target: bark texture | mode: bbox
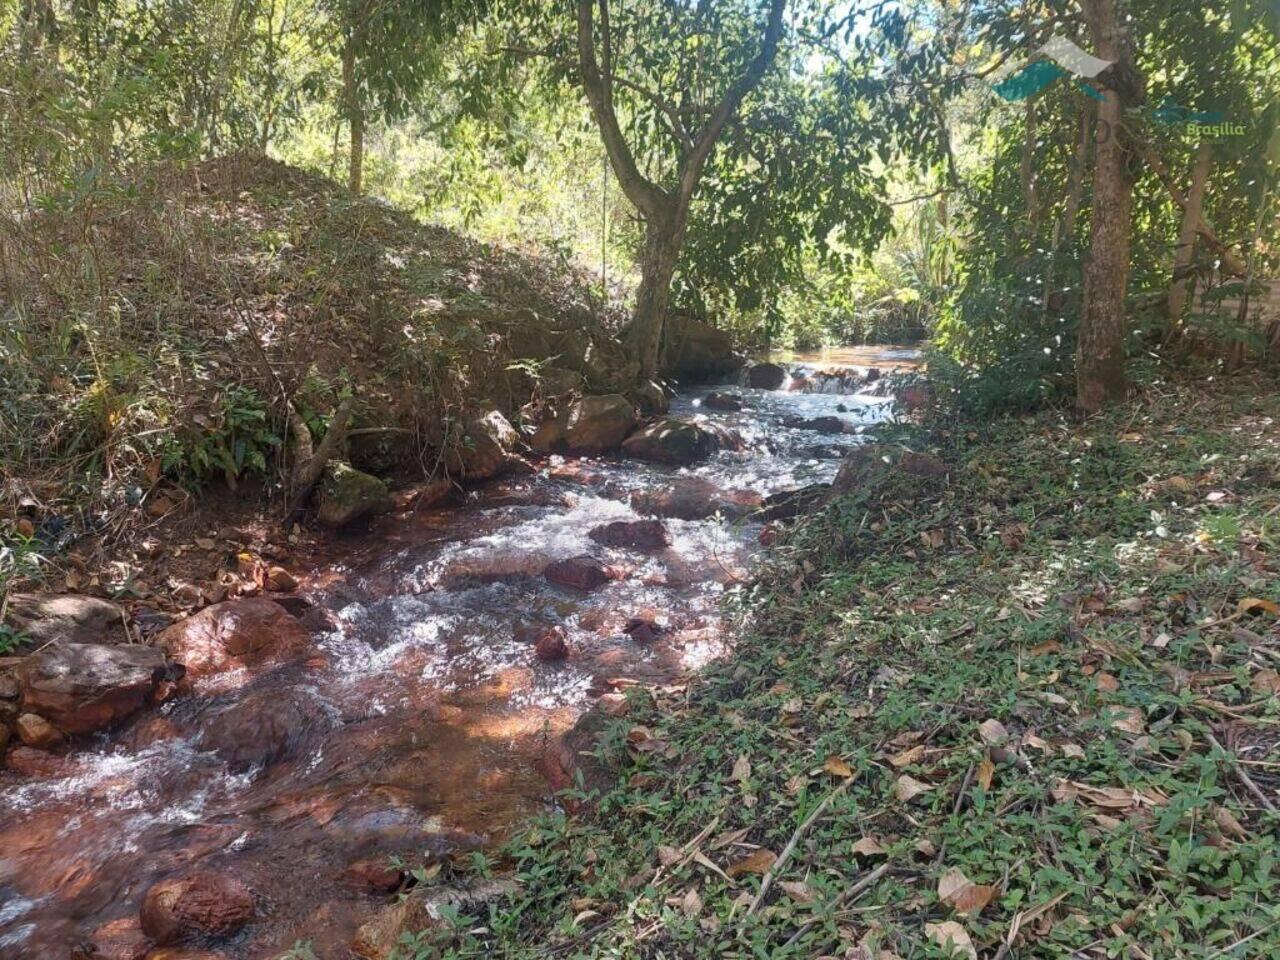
[1166,142,1213,324]
[1077,0,1139,413]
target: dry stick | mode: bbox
[780,861,893,950]
[282,395,355,528]
[746,779,851,916]
[1207,732,1278,814]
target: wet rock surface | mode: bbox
[621,417,740,465]
[588,519,670,550]
[18,643,172,735]
[0,353,909,960]
[531,393,638,455]
[155,597,311,680]
[4,594,123,646]
[316,462,393,528]
[139,872,253,945]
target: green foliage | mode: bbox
[182,384,282,488]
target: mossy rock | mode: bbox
[316,462,392,528]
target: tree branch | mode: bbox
[577,0,670,217]
[678,0,787,208]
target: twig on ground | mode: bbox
[747,779,851,916]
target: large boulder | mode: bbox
[630,380,670,417]
[544,556,616,591]
[156,598,310,681]
[659,313,742,383]
[781,415,856,435]
[588,519,670,550]
[703,391,744,412]
[195,686,325,773]
[630,477,763,521]
[531,394,638,455]
[746,362,787,390]
[621,418,739,466]
[829,444,948,498]
[5,593,123,646]
[17,642,172,735]
[139,872,253,945]
[316,462,392,528]
[447,409,521,481]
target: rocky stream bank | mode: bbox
[0,353,919,959]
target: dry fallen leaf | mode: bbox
[726,849,776,878]
[1238,597,1280,617]
[938,867,999,916]
[889,744,925,768]
[1052,778,1169,814]
[779,880,817,903]
[1095,671,1120,693]
[1060,742,1086,760]
[925,920,977,959]
[1251,669,1280,695]
[1213,805,1248,840]
[732,754,752,783]
[937,868,972,903]
[978,719,1009,745]
[851,836,887,858]
[658,845,682,867]
[894,775,933,803]
[1108,706,1146,735]
[976,757,995,790]
[824,755,854,778]
[680,886,702,916]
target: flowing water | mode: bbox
[0,352,913,958]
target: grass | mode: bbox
[407,371,1280,959]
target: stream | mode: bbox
[0,351,914,959]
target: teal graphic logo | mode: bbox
[991,38,1244,141]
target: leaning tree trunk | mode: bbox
[1077,0,1138,413]
[630,207,685,379]
[1166,142,1213,328]
[341,36,363,194]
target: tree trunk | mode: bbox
[631,207,685,379]
[1077,0,1138,413]
[342,36,363,194]
[1166,142,1213,326]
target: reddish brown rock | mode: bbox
[703,391,744,411]
[195,686,324,773]
[746,362,787,390]
[588,519,670,551]
[15,712,63,748]
[534,626,569,662]
[631,477,763,521]
[531,394,638,455]
[896,383,935,413]
[5,745,74,777]
[17,642,171,735]
[781,415,854,435]
[623,615,666,643]
[139,872,253,945]
[72,917,152,960]
[621,418,740,466]
[5,593,123,646]
[446,409,520,481]
[339,858,405,893]
[156,598,310,680]
[543,556,615,591]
